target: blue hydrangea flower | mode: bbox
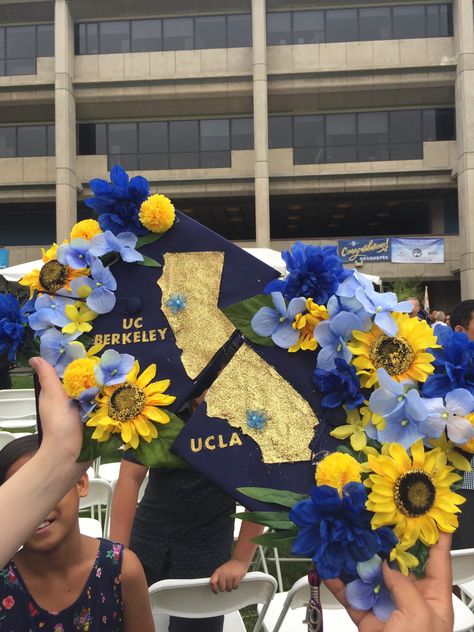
[290,482,397,580]
[345,555,395,622]
[94,349,135,387]
[56,238,96,270]
[314,311,363,370]
[251,292,307,348]
[39,329,84,377]
[165,293,187,315]
[327,294,372,330]
[420,388,474,445]
[28,294,73,334]
[89,230,144,264]
[85,164,150,236]
[0,294,26,362]
[313,358,365,410]
[264,242,353,304]
[77,387,99,420]
[422,327,474,398]
[246,409,269,431]
[69,260,117,315]
[355,287,413,336]
[336,269,374,299]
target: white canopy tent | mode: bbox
[1,259,43,283]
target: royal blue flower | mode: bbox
[420,389,474,445]
[422,327,474,398]
[165,293,187,315]
[313,358,365,410]
[89,230,144,264]
[314,311,363,370]
[85,165,150,236]
[56,239,96,270]
[94,349,135,387]
[264,242,353,304]
[0,294,26,362]
[290,482,396,580]
[345,555,395,622]
[39,329,83,377]
[245,409,269,431]
[251,292,306,348]
[354,287,412,337]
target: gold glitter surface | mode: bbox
[158,252,235,379]
[206,344,318,464]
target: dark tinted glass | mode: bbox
[231,118,253,149]
[390,110,422,143]
[86,23,99,54]
[163,18,194,51]
[440,5,453,36]
[47,125,55,155]
[169,152,200,169]
[200,151,230,168]
[169,120,199,152]
[326,114,356,146]
[390,142,422,159]
[37,24,54,57]
[131,19,161,52]
[108,123,137,154]
[7,26,36,58]
[78,123,97,154]
[138,154,169,170]
[269,116,293,148]
[138,122,168,154]
[435,108,456,140]
[0,61,4,75]
[444,197,459,234]
[358,145,390,161]
[326,146,358,163]
[227,14,252,47]
[0,29,4,58]
[294,115,324,148]
[6,58,36,75]
[393,6,426,38]
[422,109,437,141]
[426,6,441,37]
[359,8,392,41]
[293,10,324,44]
[195,16,226,49]
[99,21,130,53]
[326,9,358,43]
[108,153,138,170]
[17,126,47,157]
[0,127,16,157]
[267,12,292,46]
[96,124,107,154]
[294,147,325,164]
[200,119,230,151]
[358,112,389,145]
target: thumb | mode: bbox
[29,357,65,399]
[382,562,424,616]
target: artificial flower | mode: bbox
[77,387,100,420]
[89,230,144,264]
[313,358,364,410]
[354,287,413,336]
[69,259,117,315]
[289,299,328,352]
[389,540,419,576]
[345,555,395,621]
[315,452,361,495]
[365,440,465,546]
[0,294,26,362]
[165,294,187,315]
[85,164,150,236]
[63,357,99,399]
[348,313,437,388]
[87,361,176,450]
[19,258,87,299]
[27,293,73,334]
[460,413,474,454]
[94,349,135,387]
[57,238,95,270]
[420,389,474,445]
[336,269,374,299]
[264,242,353,304]
[245,409,269,431]
[327,293,372,330]
[139,193,175,233]
[39,330,85,377]
[330,407,369,451]
[70,219,102,241]
[314,311,363,370]
[62,304,97,335]
[251,292,306,349]
[428,434,473,470]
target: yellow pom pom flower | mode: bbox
[70,219,102,241]
[63,357,99,399]
[315,452,362,496]
[139,193,175,233]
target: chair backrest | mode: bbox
[451,549,474,585]
[0,430,16,450]
[0,398,36,419]
[79,478,113,538]
[149,571,277,632]
[0,389,35,400]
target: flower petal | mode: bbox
[251,307,279,337]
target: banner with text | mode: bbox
[391,238,444,264]
[338,238,391,263]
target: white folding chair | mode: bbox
[79,517,103,538]
[260,575,357,632]
[0,430,16,449]
[148,571,277,632]
[79,478,113,538]
[451,548,474,629]
[0,389,35,400]
[97,461,121,484]
[0,398,36,420]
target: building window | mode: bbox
[270,108,455,165]
[0,23,54,76]
[75,13,252,54]
[77,117,253,170]
[0,124,55,157]
[267,3,453,46]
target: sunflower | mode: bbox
[348,312,437,388]
[86,361,176,450]
[365,440,465,546]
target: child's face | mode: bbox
[6,453,89,553]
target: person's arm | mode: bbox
[210,517,264,593]
[0,357,89,567]
[109,458,147,546]
[121,548,154,632]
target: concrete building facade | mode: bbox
[0,0,472,308]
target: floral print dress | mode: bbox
[0,539,124,631]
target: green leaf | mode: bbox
[78,427,123,462]
[223,294,276,346]
[133,412,187,468]
[233,510,293,530]
[252,528,297,547]
[137,255,162,268]
[136,232,161,249]
[237,486,308,508]
[408,540,430,578]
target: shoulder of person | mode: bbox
[121,548,145,585]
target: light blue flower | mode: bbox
[39,329,84,377]
[69,260,117,315]
[57,238,96,270]
[165,293,187,315]
[28,294,73,334]
[355,287,413,336]
[314,311,363,370]
[345,555,395,622]
[94,349,135,387]
[89,230,144,264]
[420,389,474,445]
[251,292,307,349]
[77,387,99,420]
[246,409,269,431]
[327,294,372,330]
[336,269,374,299]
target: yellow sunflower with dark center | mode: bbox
[87,361,176,450]
[365,440,465,546]
[347,312,437,388]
